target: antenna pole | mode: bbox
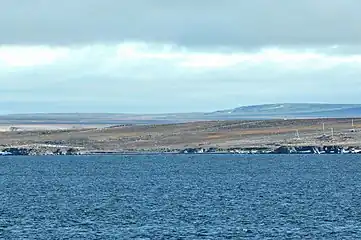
[331,128,334,137]
[295,129,300,139]
[322,123,325,134]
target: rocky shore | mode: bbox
[0,147,84,156]
[2,145,361,156]
[179,145,361,154]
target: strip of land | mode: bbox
[1,118,361,155]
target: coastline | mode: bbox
[1,118,361,156]
[2,145,361,156]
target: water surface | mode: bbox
[1,154,361,239]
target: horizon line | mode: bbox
[1,102,361,116]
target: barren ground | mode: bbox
[1,118,361,151]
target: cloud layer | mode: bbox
[1,0,360,46]
[1,1,360,113]
[1,43,360,113]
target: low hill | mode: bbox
[1,103,361,124]
[210,103,361,119]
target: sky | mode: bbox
[0,0,360,114]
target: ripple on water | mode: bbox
[1,154,361,239]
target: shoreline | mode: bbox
[1,118,361,156]
[2,145,361,156]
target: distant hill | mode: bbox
[211,103,361,118]
[1,103,361,125]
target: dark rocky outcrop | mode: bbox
[0,147,83,156]
[66,148,80,155]
[271,146,296,154]
[2,147,31,155]
[323,146,343,154]
[206,147,218,153]
[178,145,361,154]
[272,146,322,154]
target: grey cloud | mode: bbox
[1,60,361,113]
[1,0,360,47]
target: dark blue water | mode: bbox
[1,155,361,239]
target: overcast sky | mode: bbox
[0,0,360,113]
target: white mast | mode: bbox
[295,129,300,139]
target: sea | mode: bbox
[1,154,361,239]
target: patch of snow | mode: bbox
[264,104,284,110]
